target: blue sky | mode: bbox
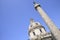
[0,0,60,40]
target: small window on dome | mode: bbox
[31,25,32,27]
[33,32,35,35]
[40,29,42,33]
[36,23,38,25]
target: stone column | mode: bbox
[34,2,60,40]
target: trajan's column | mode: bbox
[33,2,60,40]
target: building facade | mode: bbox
[28,19,53,40]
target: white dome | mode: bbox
[29,22,42,31]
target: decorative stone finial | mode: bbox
[33,1,36,4]
[30,18,34,23]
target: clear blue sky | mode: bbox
[0,0,60,40]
